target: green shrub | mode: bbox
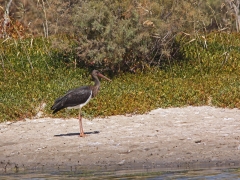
[51,0,154,72]
[51,0,219,72]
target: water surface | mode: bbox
[1,167,240,179]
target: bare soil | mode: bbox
[1,106,240,173]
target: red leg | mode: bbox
[78,109,86,137]
[79,116,85,137]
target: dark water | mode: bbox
[1,167,240,179]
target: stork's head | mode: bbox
[92,70,111,81]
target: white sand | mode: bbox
[1,106,240,172]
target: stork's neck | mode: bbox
[93,76,100,87]
[91,75,100,97]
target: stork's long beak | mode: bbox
[98,73,111,81]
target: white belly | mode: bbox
[67,91,92,109]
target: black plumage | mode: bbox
[51,70,111,137]
[51,86,92,114]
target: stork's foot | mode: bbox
[79,133,87,137]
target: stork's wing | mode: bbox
[51,86,92,113]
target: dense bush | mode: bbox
[71,1,153,72]
[2,0,238,72]
[50,0,227,72]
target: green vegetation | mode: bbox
[51,0,224,72]
[0,0,239,122]
[3,0,233,72]
[0,32,239,122]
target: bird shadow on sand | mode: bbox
[54,131,100,137]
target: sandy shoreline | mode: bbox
[1,106,240,173]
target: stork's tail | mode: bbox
[51,97,65,114]
[51,106,64,114]
[51,104,63,114]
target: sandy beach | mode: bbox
[1,106,240,173]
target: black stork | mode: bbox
[51,70,111,137]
